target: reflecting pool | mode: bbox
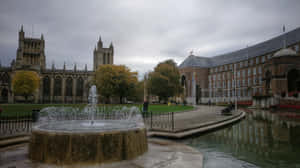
[182,109,300,168]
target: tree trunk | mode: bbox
[120,96,123,104]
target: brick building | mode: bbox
[179,27,300,105]
[0,26,114,103]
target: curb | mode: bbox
[148,111,245,139]
[0,134,30,148]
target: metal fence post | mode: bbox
[172,112,174,131]
[150,111,153,129]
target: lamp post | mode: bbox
[234,64,237,112]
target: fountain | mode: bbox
[29,85,148,166]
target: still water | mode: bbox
[182,110,300,168]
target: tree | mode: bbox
[94,64,138,104]
[147,59,183,102]
[12,71,40,102]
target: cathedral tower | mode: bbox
[93,36,114,71]
[16,25,46,71]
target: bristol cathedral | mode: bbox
[0,26,114,103]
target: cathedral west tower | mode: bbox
[15,25,46,70]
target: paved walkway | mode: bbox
[173,105,238,131]
[149,105,245,138]
[0,138,203,168]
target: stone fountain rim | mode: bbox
[32,120,145,134]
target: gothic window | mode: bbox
[76,77,84,96]
[54,76,62,96]
[103,53,106,64]
[66,77,73,97]
[1,88,8,103]
[2,73,10,84]
[43,76,50,96]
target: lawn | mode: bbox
[0,104,194,117]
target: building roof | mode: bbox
[179,27,300,69]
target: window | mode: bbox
[229,64,233,70]
[295,45,299,52]
[243,79,246,86]
[66,77,73,96]
[228,81,231,89]
[259,76,262,85]
[237,71,240,78]
[253,67,256,75]
[225,65,228,71]
[262,56,265,63]
[248,78,252,86]
[76,77,84,96]
[256,57,259,64]
[248,68,251,76]
[253,78,256,85]
[240,62,243,68]
[250,59,253,66]
[245,61,248,67]
[258,66,262,74]
[242,69,245,77]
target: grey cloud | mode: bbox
[1,0,300,76]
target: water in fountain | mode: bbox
[37,85,145,131]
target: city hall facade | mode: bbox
[179,27,300,105]
[0,26,114,103]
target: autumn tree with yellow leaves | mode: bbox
[12,71,40,102]
[95,65,138,104]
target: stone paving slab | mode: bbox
[0,138,203,168]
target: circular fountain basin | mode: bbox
[29,120,148,166]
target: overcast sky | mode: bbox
[1,0,300,78]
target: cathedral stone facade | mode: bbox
[0,26,114,103]
[179,27,300,107]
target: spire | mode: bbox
[74,63,77,71]
[97,35,103,48]
[41,33,44,40]
[20,25,24,32]
[85,64,87,71]
[63,61,66,70]
[283,25,287,49]
[109,42,113,48]
[52,61,55,70]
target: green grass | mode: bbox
[0,104,194,117]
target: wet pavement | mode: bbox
[0,138,203,168]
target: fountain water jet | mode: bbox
[29,85,148,166]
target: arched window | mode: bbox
[54,76,62,96]
[1,88,8,103]
[181,75,186,87]
[76,77,84,96]
[66,77,73,96]
[43,76,50,96]
[2,73,10,84]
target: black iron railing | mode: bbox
[0,110,176,136]
[142,111,175,132]
[0,111,34,136]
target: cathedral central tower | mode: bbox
[93,36,114,71]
